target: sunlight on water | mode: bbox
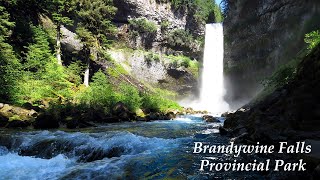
[189,23,229,114]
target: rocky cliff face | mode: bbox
[109,49,198,95]
[112,0,204,59]
[224,0,320,108]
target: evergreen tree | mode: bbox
[48,0,76,65]
[0,5,21,102]
[75,0,117,87]
[16,26,72,104]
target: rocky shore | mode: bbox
[0,102,216,130]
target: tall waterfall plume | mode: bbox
[190,23,229,114]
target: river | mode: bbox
[0,115,262,179]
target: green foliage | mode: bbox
[24,26,55,72]
[261,48,308,91]
[169,0,192,9]
[76,26,96,47]
[49,0,75,26]
[142,89,181,112]
[0,0,183,115]
[75,0,117,51]
[107,63,128,78]
[169,0,223,23]
[77,70,180,113]
[77,70,117,112]
[129,18,157,33]
[305,30,320,51]
[167,55,192,68]
[116,83,142,111]
[145,52,160,64]
[166,29,194,49]
[262,30,320,90]
[160,20,171,31]
[14,26,73,104]
[66,61,83,85]
[193,0,223,23]
[0,5,21,101]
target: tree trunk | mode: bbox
[83,48,97,87]
[84,57,90,87]
[56,25,62,65]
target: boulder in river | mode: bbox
[0,114,9,127]
[202,115,220,122]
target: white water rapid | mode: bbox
[190,23,229,114]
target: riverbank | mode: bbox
[0,102,213,129]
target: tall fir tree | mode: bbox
[0,5,21,102]
[75,0,117,87]
[48,0,76,65]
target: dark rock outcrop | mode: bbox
[224,0,320,107]
[112,101,136,121]
[224,45,320,143]
[0,115,9,127]
[6,120,31,128]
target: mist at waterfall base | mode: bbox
[182,23,229,115]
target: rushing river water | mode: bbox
[0,115,262,179]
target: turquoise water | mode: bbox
[0,115,261,179]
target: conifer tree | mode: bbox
[49,0,76,65]
[0,5,21,101]
[75,0,117,87]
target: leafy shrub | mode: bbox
[167,55,193,68]
[77,70,117,112]
[129,18,157,33]
[66,61,83,86]
[145,52,160,64]
[116,83,142,111]
[169,0,223,23]
[305,30,320,51]
[107,63,128,78]
[142,89,181,112]
[160,20,171,31]
[166,29,194,49]
[14,26,73,104]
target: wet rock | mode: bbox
[136,116,147,121]
[166,112,176,120]
[111,102,136,121]
[28,109,38,117]
[0,115,9,127]
[78,146,125,163]
[34,113,59,129]
[112,102,129,115]
[103,116,121,123]
[314,164,320,179]
[66,119,79,129]
[219,126,230,136]
[202,115,220,123]
[22,102,42,112]
[19,139,73,159]
[231,133,249,144]
[6,120,31,128]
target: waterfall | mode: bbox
[191,23,229,114]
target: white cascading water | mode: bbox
[191,23,229,114]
